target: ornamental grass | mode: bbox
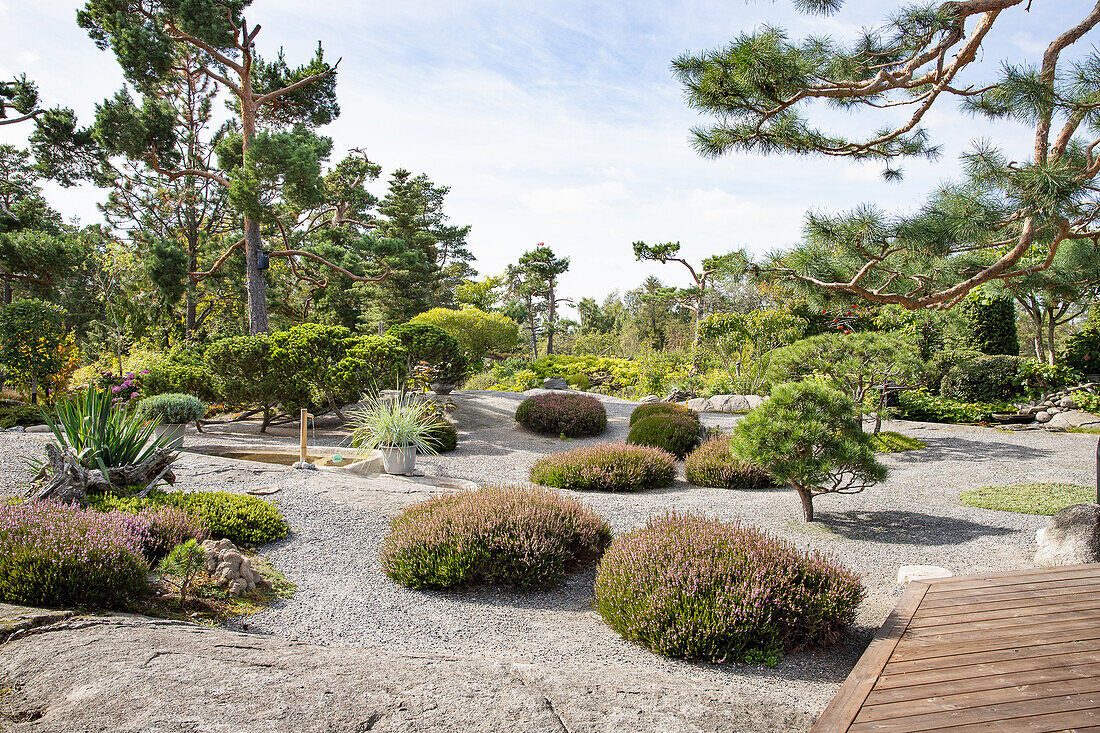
[380,486,612,590]
[529,442,676,492]
[684,437,772,490]
[515,392,607,437]
[595,513,863,665]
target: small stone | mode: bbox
[663,389,690,403]
[24,425,51,433]
[897,565,953,585]
[1048,407,1062,415]
[1060,397,1078,409]
[228,579,248,597]
[542,377,568,390]
[5,426,25,432]
[640,394,660,404]
[1034,411,1052,423]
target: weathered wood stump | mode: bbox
[27,444,177,505]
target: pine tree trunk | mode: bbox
[1045,313,1057,366]
[2,280,10,305]
[796,486,815,522]
[546,281,556,356]
[244,218,269,335]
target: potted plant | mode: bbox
[348,393,439,474]
[137,393,207,450]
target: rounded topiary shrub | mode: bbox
[628,402,699,427]
[515,392,607,437]
[626,414,700,459]
[0,501,149,609]
[423,417,458,453]
[380,486,612,589]
[595,513,864,664]
[137,393,207,424]
[530,442,677,492]
[685,438,772,490]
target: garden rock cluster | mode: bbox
[1017,383,1099,427]
[201,539,273,597]
[685,394,767,414]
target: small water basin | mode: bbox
[189,448,356,468]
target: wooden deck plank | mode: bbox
[863,661,1100,705]
[847,690,1100,732]
[857,676,1100,722]
[810,564,1100,732]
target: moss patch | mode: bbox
[870,431,926,453]
[960,483,1094,515]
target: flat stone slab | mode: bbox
[0,603,72,643]
[0,615,815,732]
[896,565,953,585]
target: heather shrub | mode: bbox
[529,443,676,492]
[515,392,607,437]
[628,402,699,427]
[380,486,612,589]
[594,513,864,664]
[89,489,287,548]
[627,414,700,459]
[0,501,149,609]
[124,505,207,563]
[684,438,772,490]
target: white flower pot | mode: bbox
[154,423,186,450]
[380,445,416,474]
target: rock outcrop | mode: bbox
[1034,503,1100,566]
[685,395,767,414]
[201,538,273,596]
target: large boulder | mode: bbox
[1046,411,1100,430]
[542,377,568,390]
[685,395,767,414]
[1034,503,1100,566]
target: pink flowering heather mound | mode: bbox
[684,437,773,490]
[628,402,699,427]
[515,392,607,437]
[529,442,676,492]
[380,486,612,589]
[123,505,208,563]
[0,501,150,609]
[595,513,864,665]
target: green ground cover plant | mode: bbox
[960,483,1094,515]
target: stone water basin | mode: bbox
[187,447,383,474]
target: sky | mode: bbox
[0,0,1090,306]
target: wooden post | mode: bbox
[300,408,308,465]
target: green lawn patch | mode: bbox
[1067,426,1100,435]
[960,483,1094,515]
[870,431,926,453]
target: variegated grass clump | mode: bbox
[380,486,612,589]
[348,393,440,454]
[529,442,676,492]
[595,513,863,665]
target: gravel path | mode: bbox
[5,391,1096,729]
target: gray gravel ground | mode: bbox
[2,389,1094,729]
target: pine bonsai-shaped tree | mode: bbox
[732,381,886,521]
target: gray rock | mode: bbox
[1035,503,1100,566]
[542,377,568,390]
[663,389,691,403]
[1048,407,1063,415]
[1034,411,1052,423]
[683,395,767,414]
[640,394,660,404]
[1046,411,1100,430]
[24,424,51,433]
[1059,396,1078,409]
[0,616,815,733]
[4,426,24,432]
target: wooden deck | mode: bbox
[811,564,1100,732]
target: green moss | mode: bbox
[960,483,1094,515]
[869,431,926,453]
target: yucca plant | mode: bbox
[46,389,174,474]
[348,393,440,454]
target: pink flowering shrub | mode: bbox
[529,442,676,492]
[93,370,147,407]
[0,501,149,609]
[595,513,864,665]
[515,392,607,437]
[380,486,612,589]
[684,438,772,490]
[123,505,208,563]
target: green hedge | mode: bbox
[627,414,700,459]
